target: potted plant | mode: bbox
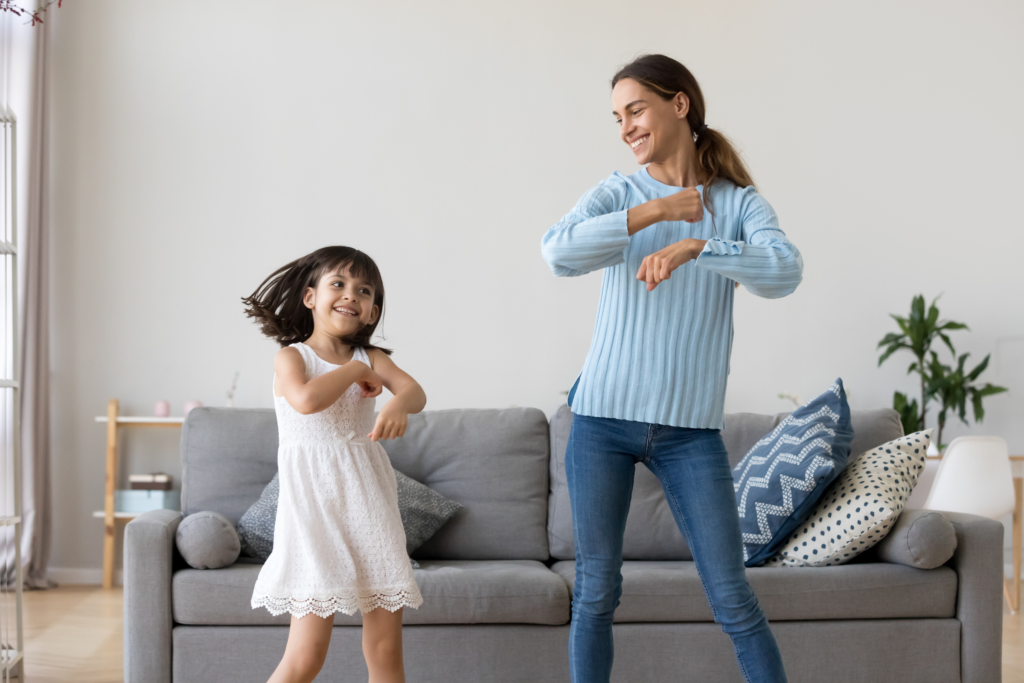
[877,294,1007,448]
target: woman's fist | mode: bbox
[657,187,704,223]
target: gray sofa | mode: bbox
[124,406,1004,683]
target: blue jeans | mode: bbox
[566,414,787,683]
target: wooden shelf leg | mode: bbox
[103,399,119,589]
[1014,478,1022,613]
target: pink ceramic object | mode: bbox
[154,400,171,418]
[183,400,204,416]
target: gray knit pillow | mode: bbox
[236,470,461,568]
[395,470,463,556]
[236,473,279,561]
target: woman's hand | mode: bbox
[657,187,704,223]
[368,401,408,442]
[636,238,708,291]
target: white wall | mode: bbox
[46,0,1024,575]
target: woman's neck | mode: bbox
[646,136,700,188]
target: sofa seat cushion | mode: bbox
[173,560,570,626]
[551,560,956,622]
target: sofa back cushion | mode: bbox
[547,406,903,561]
[181,406,551,561]
[181,408,279,524]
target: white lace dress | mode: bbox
[250,343,423,618]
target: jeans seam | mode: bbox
[566,431,580,675]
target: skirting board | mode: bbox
[48,567,123,586]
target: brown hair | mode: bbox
[612,54,755,211]
[241,246,392,354]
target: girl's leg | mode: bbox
[646,427,787,683]
[362,607,405,683]
[267,613,334,683]
[565,415,645,683]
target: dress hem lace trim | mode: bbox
[252,588,423,619]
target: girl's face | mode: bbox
[611,77,690,165]
[303,266,379,339]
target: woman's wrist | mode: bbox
[627,199,665,236]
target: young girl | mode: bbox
[242,246,425,683]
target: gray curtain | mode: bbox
[20,13,54,590]
[0,10,54,590]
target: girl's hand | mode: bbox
[656,187,704,223]
[350,360,383,399]
[368,402,408,442]
[636,238,708,291]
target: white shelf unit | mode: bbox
[0,105,24,680]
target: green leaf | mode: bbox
[877,343,906,366]
[976,384,1008,398]
[966,354,990,382]
[911,295,926,322]
[937,332,956,357]
[971,393,985,423]
[877,332,906,347]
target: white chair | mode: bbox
[923,436,1020,612]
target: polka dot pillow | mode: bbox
[764,429,932,568]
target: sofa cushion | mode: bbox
[551,559,957,622]
[733,379,855,566]
[175,511,241,569]
[765,430,932,568]
[172,560,570,626]
[183,407,550,560]
[868,509,958,569]
[548,407,904,561]
[379,408,550,560]
[236,469,461,563]
[181,408,279,523]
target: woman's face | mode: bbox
[611,78,689,165]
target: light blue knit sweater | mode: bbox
[541,168,804,429]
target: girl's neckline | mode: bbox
[297,341,355,368]
[638,167,704,192]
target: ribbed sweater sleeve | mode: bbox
[695,188,804,299]
[541,175,631,277]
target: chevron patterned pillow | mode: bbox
[764,429,932,568]
[733,379,854,566]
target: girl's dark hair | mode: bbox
[612,54,755,211]
[242,246,392,354]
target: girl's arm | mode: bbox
[274,347,381,415]
[366,349,427,442]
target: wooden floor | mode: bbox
[6,585,1024,681]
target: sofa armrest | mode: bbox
[941,510,1004,683]
[124,509,183,683]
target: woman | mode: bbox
[540,54,802,683]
